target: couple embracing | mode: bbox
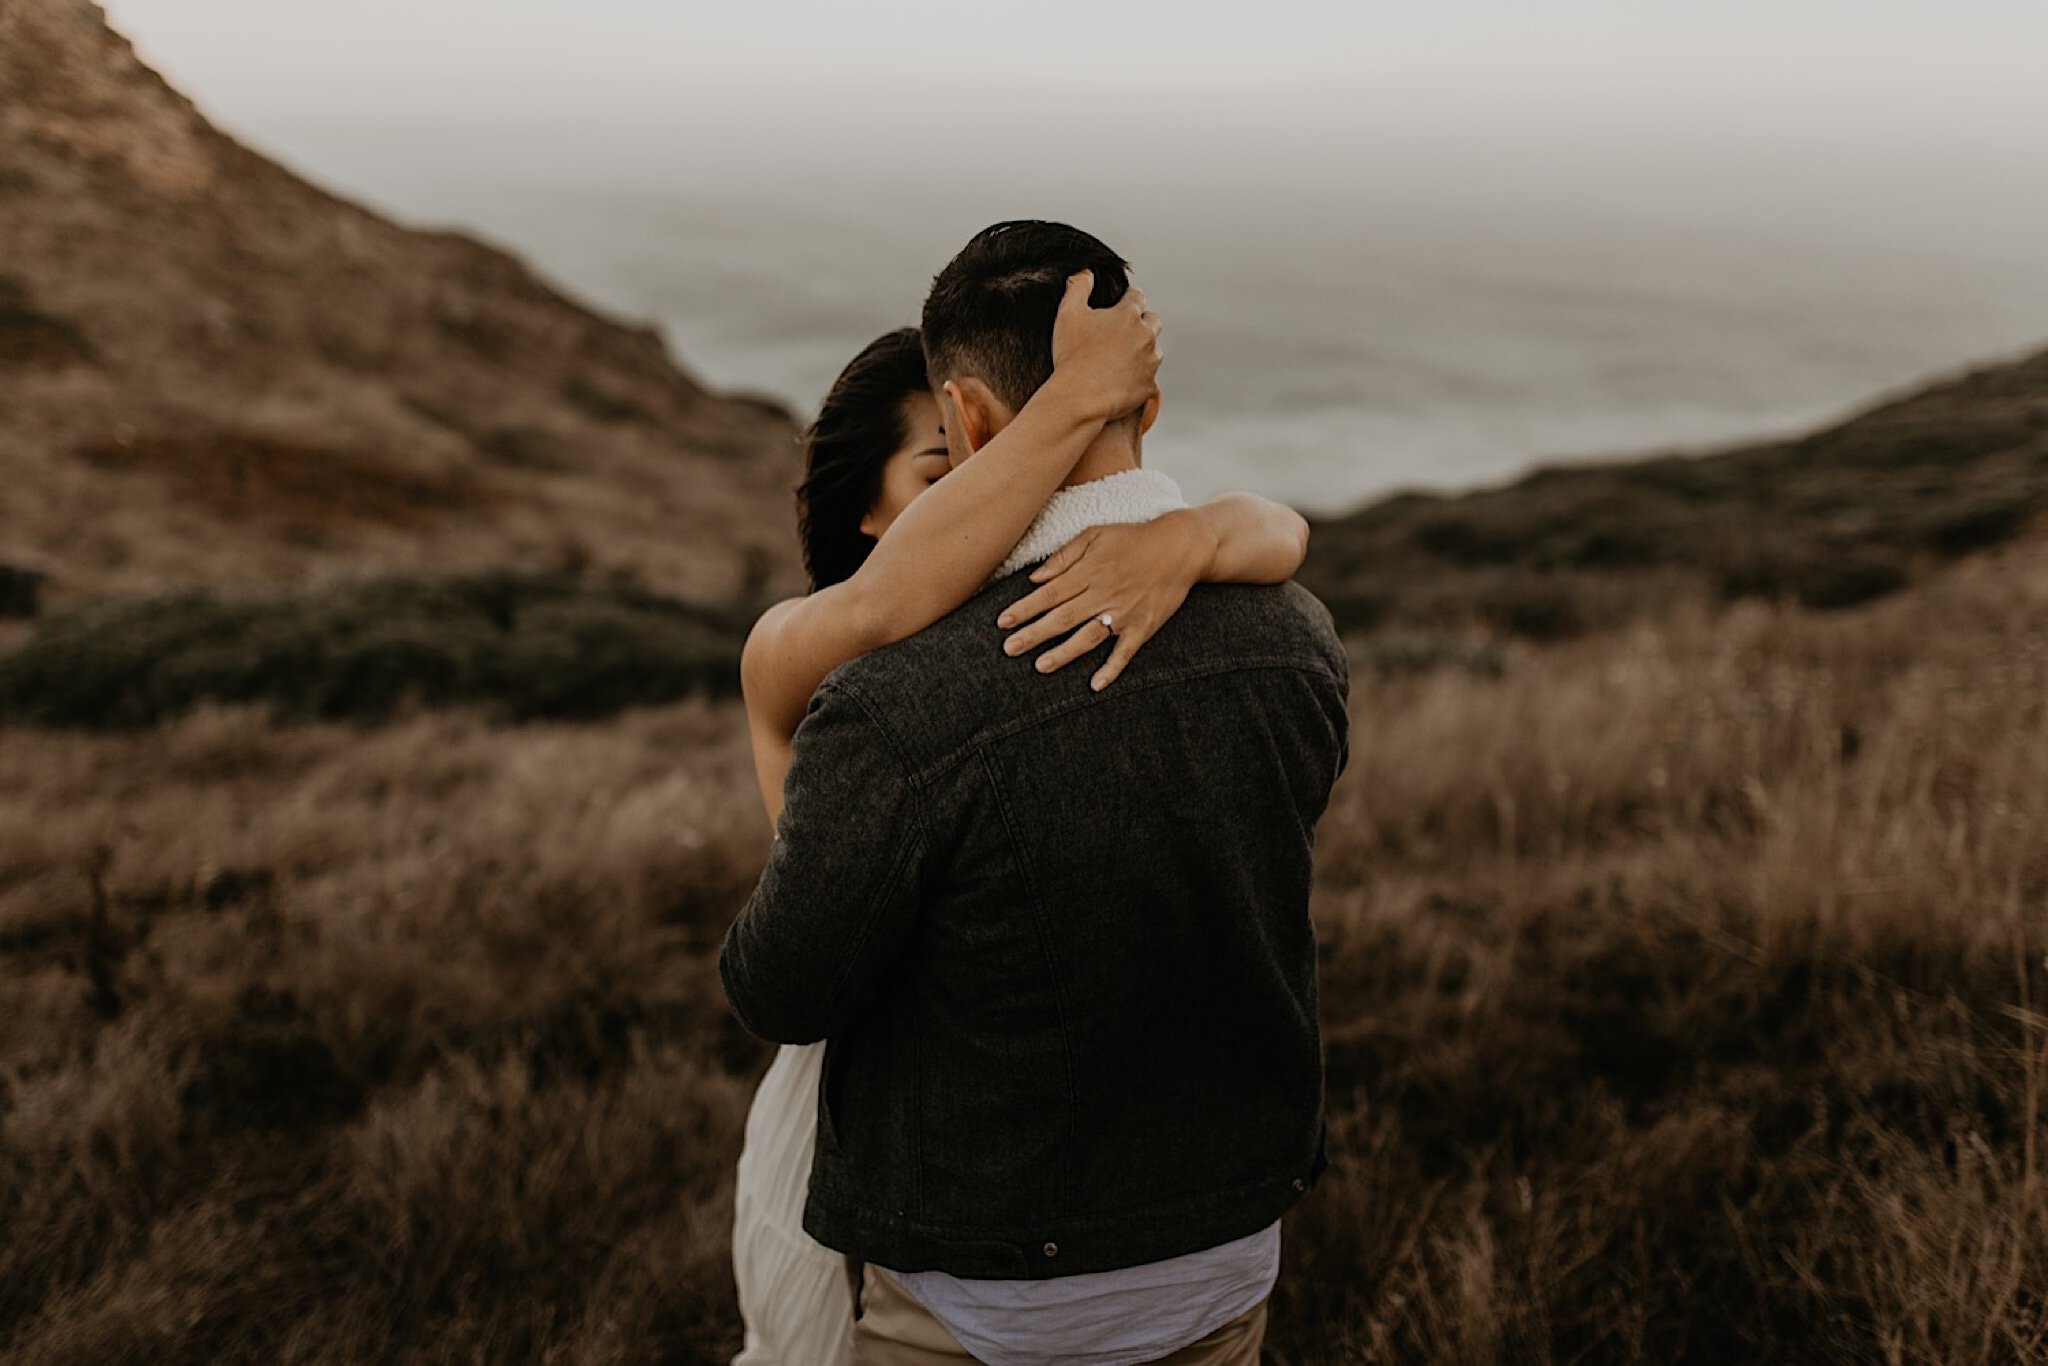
[720,220,1350,1365]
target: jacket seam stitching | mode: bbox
[816,683,932,1054]
[817,820,921,1034]
[831,680,933,1214]
[974,743,1080,1216]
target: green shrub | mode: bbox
[0,573,748,729]
[1923,491,2037,557]
[1720,549,1911,611]
[0,563,42,618]
[1470,576,1587,641]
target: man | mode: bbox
[720,221,1350,1364]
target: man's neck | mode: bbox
[1061,425,1141,490]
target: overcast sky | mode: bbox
[101,0,2048,143]
[82,1,2048,504]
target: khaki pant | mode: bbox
[853,1266,1268,1366]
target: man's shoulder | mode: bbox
[1189,579,1345,661]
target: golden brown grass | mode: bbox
[1,704,769,1362]
[5,541,2048,1362]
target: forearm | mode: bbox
[849,371,1111,638]
[1183,493,1310,585]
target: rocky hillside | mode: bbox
[1303,344,2048,639]
[0,0,805,614]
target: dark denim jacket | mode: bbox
[720,571,1350,1278]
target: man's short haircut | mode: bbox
[921,220,1131,413]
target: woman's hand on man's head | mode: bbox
[1047,270,1163,427]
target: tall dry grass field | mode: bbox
[4,541,2048,1363]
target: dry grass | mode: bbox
[1,704,770,1363]
[1286,540,2048,1362]
[5,542,2048,1362]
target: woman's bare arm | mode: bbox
[744,599,805,825]
[1169,492,1311,587]
[743,274,1161,820]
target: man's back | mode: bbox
[721,569,1350,1279]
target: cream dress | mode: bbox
[732,1040,854,1365]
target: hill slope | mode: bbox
[0,0,804,611]
[1302,344,2048,638]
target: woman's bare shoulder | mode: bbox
[749,596,807,642]
[741,597,807,692]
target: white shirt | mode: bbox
[989,467,1190,583]
[889,1222,1281,1366]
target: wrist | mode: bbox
[1038,366,1120,429]
[1159,507,1220,583]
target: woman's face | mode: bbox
[858,391,950,541]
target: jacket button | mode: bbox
[1292,1178,1307,1192]
[1042,1242,1059,1258]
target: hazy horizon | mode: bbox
[92,1,2048,511]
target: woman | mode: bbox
[731,274,1312,1364]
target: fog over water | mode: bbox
[104,3,2048,512]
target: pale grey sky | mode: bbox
[81,0,2048,508]
[101,0,2048,141]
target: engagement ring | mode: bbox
[1099,613,1116,633]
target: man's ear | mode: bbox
[942,377,1008,457]
[1139,393,1162,436]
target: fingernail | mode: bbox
[1092,677,1107,692]
[1005,640,1022,656]
[1037,658,1054,673]
[997,614,1014,628]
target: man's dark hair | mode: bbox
[921,220,1131,413]
[796,327,929,591]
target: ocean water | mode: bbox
[264,119,2048,516]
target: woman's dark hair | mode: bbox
[797,327,932,590]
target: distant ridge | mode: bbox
[1303,344,2048,639]
[0,0,805,609]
